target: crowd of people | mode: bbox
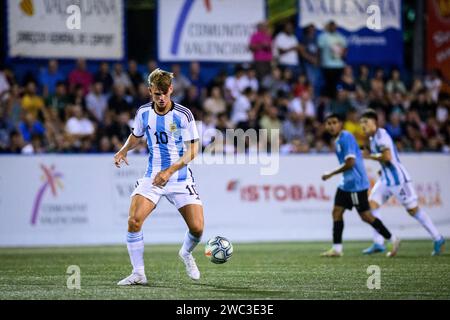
[0,20,449,155]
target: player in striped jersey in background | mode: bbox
[114,69,204,285]
[360,109,445,256]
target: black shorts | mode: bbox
[334,188,370,213]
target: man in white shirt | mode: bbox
[231,87,254,126]
[274,22,300,75]
[66,105,95,148]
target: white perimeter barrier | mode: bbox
[0,154,449,246]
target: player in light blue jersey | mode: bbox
[360,109,445,256]
[320,113,400,257]
[114,69,204,285]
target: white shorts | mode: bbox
[369,179,418,210]
[131,178,202,209]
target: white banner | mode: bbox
[0,154,449,246]
[158,0,265,62]
[7,0,124,59]
[299,0,401,31]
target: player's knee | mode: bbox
[128,217,143,232]
[369,200,380,210]
[189,222,204,238]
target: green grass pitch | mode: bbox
[0,241,448,300]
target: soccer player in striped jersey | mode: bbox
[360,109,445,256]
[114,69,204,285]
[320,113,400,257]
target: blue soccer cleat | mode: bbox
[432,237,445,256]
[362,243,386,255]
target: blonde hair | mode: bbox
[148,68,174,93]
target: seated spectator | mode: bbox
[133,83,151,110]
[86,81,108,123]
[19,112,46,143]
[21,81,45,119]
[356,65,371,94]
[112,63,133,94]
[424,69,442,103]
[386,68,407,96]
[343,108,365,146]
[282,112,305,143]
[105,111,132,142]
[188,61,206,100]
[108,84,132,116]
[338,65,356,95]
[68,59,93,95]
[94,62,114,93]
[203,86,226,117]
[261,67,290,97]
[225,65,249,101]
[289,90,316,120]
[39,59,65,98]
[46,81,69,121]
[65,105,95,148]
[127,59,144,92]
[231,87,255,127]
[171,64,191,103]
[181,85,202,119]
[329,87,352,119]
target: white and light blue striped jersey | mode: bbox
[132,101,199,183]
[369,128,411,186]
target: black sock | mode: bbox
[333,220,344,244]
[371,218,392,240]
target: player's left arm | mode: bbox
[152,139,199,187]
[367,148,392,164]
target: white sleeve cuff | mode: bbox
[345,154,356,160]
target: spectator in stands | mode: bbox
[249,21,273,81]
[21,81,45,119]
[171,64,191,103]
[261,67,290,97]
[299,24,321,98]
[338,65,356,97]
[105,110,131,142]
[259,106,281,140]
[289,90,316,120]
[203,86,226,118]
[0,106,14,151]
[356,65,371,94]
[94,62,114,93]
[188,62,206,100]
[329,86,352,118]
[231,87,255,127]
[86,81,108,123]
[108,84,132,116]
[4,83,23,128]
[133,83,151,110]
[39,59,65,98]
[386,68,407,96]
[181,85,202,119]
[19,112,46,143]
[424,69,443,103]
[274,21,300,76]
[112,63,133,95]
[68,59,93,96]
[318,21,347,98]
[282,112,305,143]
[127,59,144,92]
[410,88,436,122]
[46,81,69,121]
[4,130,25,154]
[65,105,95,149]
[0,65,10,97]
[343,108,365,146]
[144,59,158,84]
[225,65,249,101]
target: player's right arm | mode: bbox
[114,108,145,168]
[322,133,356,181]
[114,134,141,168]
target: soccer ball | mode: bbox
[204,236,233,264]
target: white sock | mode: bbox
[332,244,343,253]
[371,208,385,245]
[127,231,145,276]
[181,231,201,256]
[413,208,441,241]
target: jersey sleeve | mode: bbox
[131,110,145,138]
[341,133,357,160]
[181,115,200,142]
[375,130,392,151]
